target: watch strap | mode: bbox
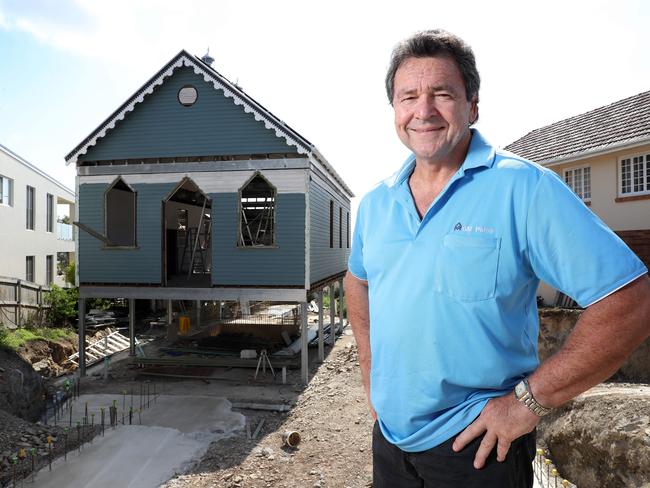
[515,379,552,416]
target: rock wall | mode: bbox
[538,307,650,383]
[0,348,45,421]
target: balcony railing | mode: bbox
[57,222,73,240]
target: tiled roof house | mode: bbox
[506,90,650,305]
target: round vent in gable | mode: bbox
[178,85,198,106]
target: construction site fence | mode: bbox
[0,276,51,328]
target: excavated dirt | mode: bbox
[162,334,375,488]
[539,384,650,488]
[2,318,650,487]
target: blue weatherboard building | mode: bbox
[66,50,353,381]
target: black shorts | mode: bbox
[372,422,536,488]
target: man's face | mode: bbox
[392,56,477,166]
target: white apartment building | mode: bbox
[0,144,75,288]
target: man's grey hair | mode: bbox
[385,29,480,105]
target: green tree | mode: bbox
[64,263,76,286]
[44,285,78,327]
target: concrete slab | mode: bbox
[32,394,244,488]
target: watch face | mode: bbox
[514,381,526,399]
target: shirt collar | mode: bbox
[386,129,496,189]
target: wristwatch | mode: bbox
[514,378,552,416]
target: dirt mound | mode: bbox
[162,335,375,488]
[539,384,650,488]
[16,336,77,378]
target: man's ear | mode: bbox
[470,97,479,125]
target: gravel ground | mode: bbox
[162,333,375,488]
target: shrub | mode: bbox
[45,285,78,327]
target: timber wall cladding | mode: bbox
[78,182,175,283]
[615,229,650,268]
[309,179,350,285]
[78,67,293,162]
[210,193,305,286]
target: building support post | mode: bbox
[166,300,173,325]
[78,297,86,377]
[129,298,136,357]
[338,277,345,332]
[16,280,22,327]
[300,301,309,385]
[317,290,324,362]
[196,300,201,329]
[329,283,336,346]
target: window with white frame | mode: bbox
[0,175,13,206]
[563,166,591,201]
[620,153,650,196]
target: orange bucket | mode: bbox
[179,315,191,335]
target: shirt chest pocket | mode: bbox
[434,234,501,302]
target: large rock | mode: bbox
[0,348,45,421]
[538,385,650,488]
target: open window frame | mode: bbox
[103,176,138,249]
[237,171,278,248]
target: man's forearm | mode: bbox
[343,272,375,417]
[530,274,650,408]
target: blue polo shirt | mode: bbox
[348,130,648,452]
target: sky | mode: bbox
[0,0,649,209]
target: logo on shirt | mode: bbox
[453,222,495,234]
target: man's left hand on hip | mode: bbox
[451,392,540,469]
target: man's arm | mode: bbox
[344,271,376,420]
[453,274,650,469]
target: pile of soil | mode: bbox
[16,335,77,378]
[538,383,650,488]
[163,335,375,488]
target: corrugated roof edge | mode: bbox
[0,143,75,197]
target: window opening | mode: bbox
[164,178,211,284]
[105,178,136,246]
[347,211,350,248]
[239,174,276,247]
[564,167,591,201]
[339,206,342,248]
[46,194,54,232]
[329,200,334,248]
[26,256,34,282]
[0,176,13,206]
[46,255,53,284]
[26,186,35,230]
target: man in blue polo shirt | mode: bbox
[345,29,650,487]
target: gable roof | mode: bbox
[65,50,353,197]
[504,90,650,164]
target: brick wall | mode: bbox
[615,229,650,269]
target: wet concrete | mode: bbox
[31,394,244,488]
